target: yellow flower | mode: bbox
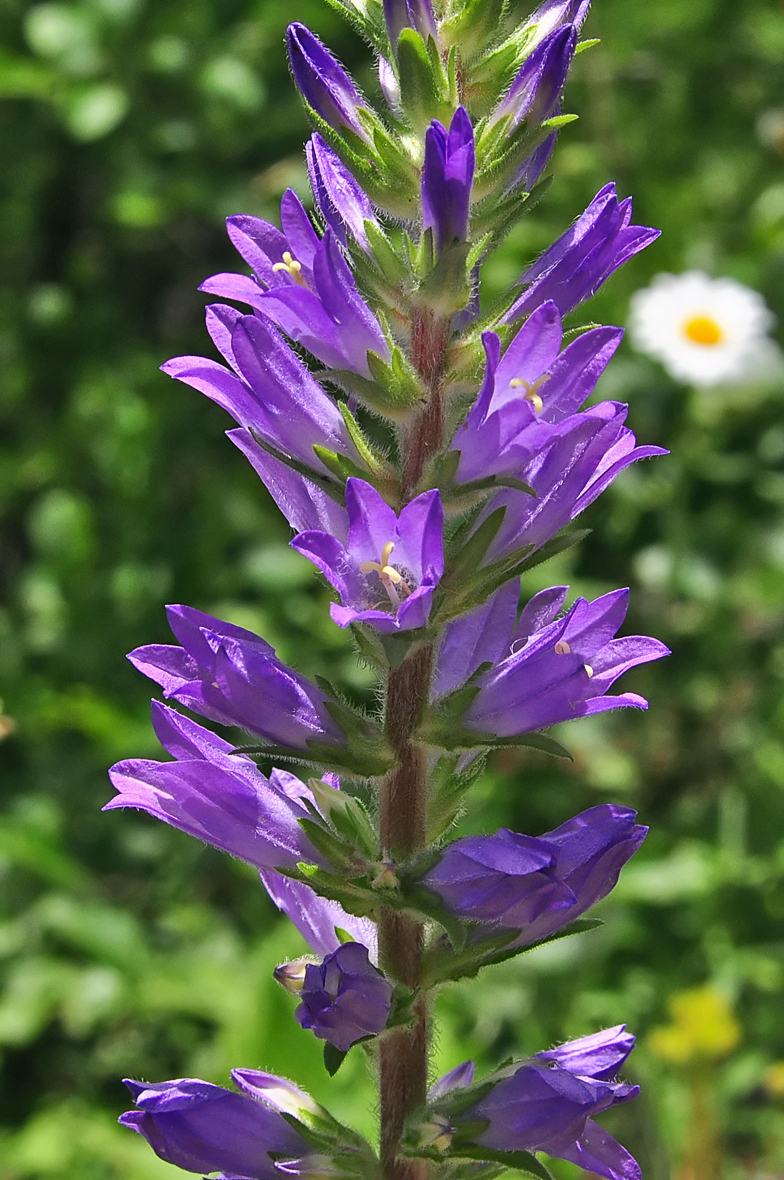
[648,986,741,1065]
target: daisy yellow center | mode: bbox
[272,250,308,286]
[360,541,410,606]
[682,314,724,347]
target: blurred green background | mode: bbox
[2,0,784,1176]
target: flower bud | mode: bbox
[274,958,313,994]
[383,0,437,49]
[295,942,394,1052]
[422,107,475,255]
[286,24,372,144]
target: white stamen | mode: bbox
[272,250,308,286]
[555,640,571,655]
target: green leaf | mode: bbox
[395,28,452,133]
[324,1043,348,1076]
[338,402,391,475]
[451,1146,554,1180]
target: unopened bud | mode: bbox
[372,860,399,889]
[274,958,313,994]
[417,1115,453,1153]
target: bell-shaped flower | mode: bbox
[422,107,475,255]
[295,942,394,1051]
[434,586,669,739]
[162,306,359,476]
[286,23,372,144]
[106,703,325,870]
[383,0,437,48]
[292,479,444,633]
[307,134,379,251]
[449,302,624,485]
[421,804,646,946]
[128,604,345,751]
[199,192,389,376]
[119,1072,312,1179]
[505,183,660,321]
[436,1027,640,1180]
[492,24,576,133]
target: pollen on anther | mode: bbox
[272,250,307,286]
[584,664,594,678]
[555,640,571,655]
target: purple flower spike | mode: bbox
[422,804,646,946]
[105,703,325,870]
[383,0,437,48]
[119,1075,309,1179]
[292,478,444,633]
[493,25,577,132]
[127,604,344,751]
[505,183,660,321]
[446,1027,640,1180]
[200,197,390,377]
[286,23,372,144]
[436,586,669,739]
[422,107,475,254]
[162,308,360,473]
[295,942,394,1051]
[307,134,378,251]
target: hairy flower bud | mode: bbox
[286,23,372,143]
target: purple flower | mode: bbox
[492,25,576,132]
[307,134,379,251]
[422,107,475,255]
[435,586,670,738]
[295,942,394,1051]
[421,804,647,945]
[291,479,444,633]
[120,1072,310,1178]
[505,183,660,321]
[383,0,437,47]
[286,23,371,144]
[106,703,327,870]
[450,302,624,485]
[128,604,344,751]
[162,307,359,475]
[199,194,389,376]
[444,1026,640,1180]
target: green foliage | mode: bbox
[2,0,784,1177]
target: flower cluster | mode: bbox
[108,3,667,1180]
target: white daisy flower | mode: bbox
[628,270,775,387]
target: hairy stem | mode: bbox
[379,644,434,1180]
[401,310,450,498]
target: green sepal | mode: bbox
[575,37,601,54]
[448,1146,553,1180]
[338,402,392,476]
[365,220,408,285]
[322,0,388,53]
[278,1097,375,1156]
[297,817,367,874]
[324,1043,349,1077]
[426,750,487,842]
[308,777,378,859]
[312,444,371,484]
[474,115,578,202]
[422,918,603,986]
[364,346,427,414]
[395,28,452,133]
[439,0,508,61]
[386,984,421,1030]
[414,240,473,315]
[443,505,507,584]
[282,863,381,919]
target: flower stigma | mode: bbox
[510,373,548,414]
[272,250,308,287]
[682,314,724,346]
[360,541,411,606]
